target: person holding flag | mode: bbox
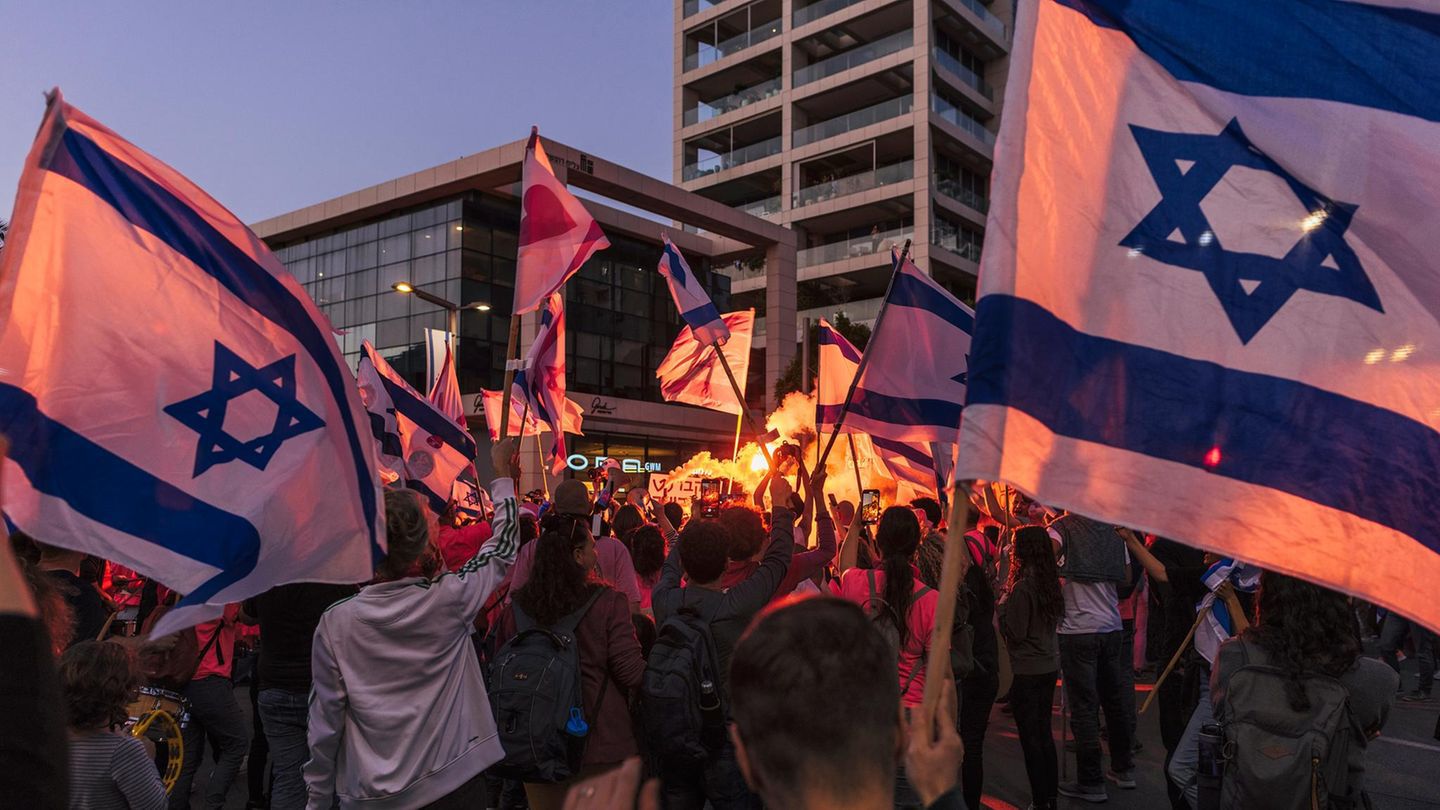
[0,90,383,635]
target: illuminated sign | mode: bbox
[565,455,663,474]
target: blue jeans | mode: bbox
[258,688,310,810]
[1379,612,1437,693]
[1059,631,1135,787]
[1167,669,1214,809]
[171,676,249,810]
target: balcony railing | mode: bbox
[793,0,863,27]
[799,225,912,267]
[684,20,782,71]
[682,0,722,17]
[932,48,992,100]
[934,175,990,213]
[794,29,913,86]
[932,94,996,146]
[931,228,983,262]
[735,195,782,217]
[799,296,884,326]
[682,135,783,180]
[956,0,1007,41]
[793,160,914,208]
[793,95,913,148]
[683,77,783,126]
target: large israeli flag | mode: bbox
[658,237,730,347]
[957,1,1440,632]
[0,91,384,633]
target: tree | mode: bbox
[773,312,872,401]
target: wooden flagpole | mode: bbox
[920,478,973,723]
[846,433,865,501]
[535,431,551,500]
[497,316,522,439]
[813,239,911,473]
[730,406,744,462]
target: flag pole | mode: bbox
[814,239,911,472]
[535,430,551,500]
[846,433,865,501]
[920,476,973,723]
[497,316,522,438]
[712,342,774,468]
[730,406,744,462]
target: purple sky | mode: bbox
[0,1,673,224]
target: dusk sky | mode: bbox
[0,1,673,224]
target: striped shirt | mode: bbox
[68,731,167,810]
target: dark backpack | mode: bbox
[137,604,222,690]
[1215,641,1363,810]
[487,590,605,784]
[639,594,726,765]
[865,570,937,693]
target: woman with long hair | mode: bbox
[61,640,168,809]
[830,506,940,810]
[1211,572,1397,806]
[501,515,645,810]
[999,526,1064,810]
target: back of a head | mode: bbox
[836,500,856,526]
[379,489,437,580]
[552,478,593,519]
[1248,570,1361,711]
[515,522,598,627]
[629,524,666,578]
[678,520,730,585]
[1008,525,1064,626]
[663,501,685,530]
[612,503,646,547]
[875,507,922,644]
[731,596,898,807]
[717,502,766,562]
[60,640,135,731]
[910,497,941,527]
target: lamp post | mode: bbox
[390,281,490,373]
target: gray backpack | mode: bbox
[1215,641,1364,810]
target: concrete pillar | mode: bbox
[765,239,797,411]
[911,0,935,276]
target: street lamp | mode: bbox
[390,280,490,360]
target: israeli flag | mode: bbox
[658,237,730,346]
[957,1,1440,632]
[819,250,974,443]
[0,91,383,633]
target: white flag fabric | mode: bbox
[514,293,584,473]
[815,318,862,432]
[956,0,1440,632]
[359,342,476,514]
[656,311,754,415]
[0,91,383,633]
[427,342,467,431]
[658,237,730,346]
[513,129,609,315]
[819,252,974,442]
[479,388,543,440]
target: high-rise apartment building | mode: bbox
[673,0,1011,345]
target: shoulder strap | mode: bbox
[867,569,879,606]
[555,588,607,637]
[194,622,223,669]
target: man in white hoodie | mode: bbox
[305,439,521,810]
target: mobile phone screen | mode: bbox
[861,489,881,525]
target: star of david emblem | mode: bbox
[1119,118,1382,343]
[164,342,325,477]
[953,354,971,387]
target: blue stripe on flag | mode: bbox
[967,295,1440,555]
[682,301,722,333]
[1051,0,1440,125]
[872,436,934,468]
[889,270,975,333]
[375,374,476,456]
[0,383,260,605]
[818,388,964,433]
[662,242,691,288]
[43,128,381,559]
[817,328,862,363]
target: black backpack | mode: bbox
[866,570,939,691]
[487,590,605,784]
[639,593,727,765]
[1215,640,1364,810]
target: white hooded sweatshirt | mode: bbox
[305,478,519,809]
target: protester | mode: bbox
[612,502,647,551]
[243,581,357,810]
[726,596,966,810]
[34,537,110,647]
[648,472,798,809]
[1378,609,1436,702]
[1049,514,1135,802]
[510,479,643,612]
[998,525,1063,810]
[662,501,686,534]
[436,504,494,572]
[497,507,646,809]
[716,502,768,589]
[1211,571,1397,807]
[305,439,521,809]
[21,554,76,656]
[61,640,168,810]
[832,506,939,809]
[171,603,250,810]
[628,523,666,615]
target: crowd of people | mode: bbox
[1,437,1430,810]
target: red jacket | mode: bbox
[498,586,644,766]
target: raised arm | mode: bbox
[447,439,522,620]
[726,475,797,613]
[788,471,836,580]
[1119,528,1167,584]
